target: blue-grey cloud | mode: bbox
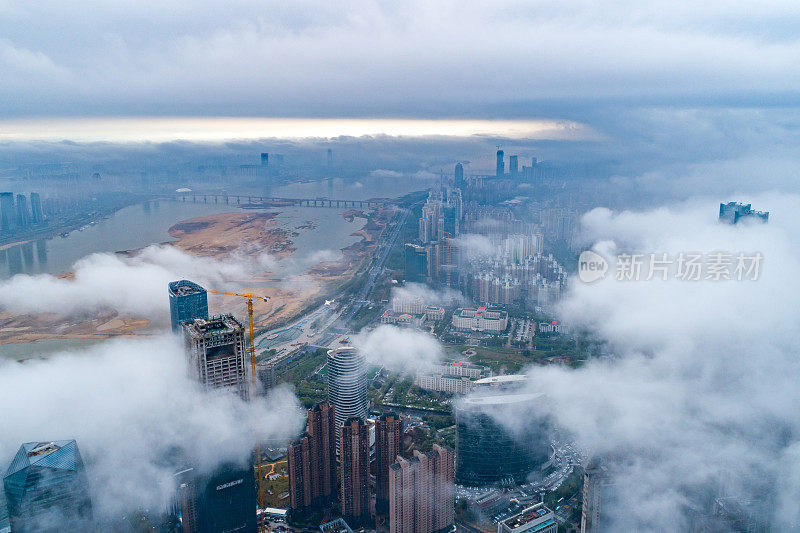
[1,1,799,117]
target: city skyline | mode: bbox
[1,1,799,531]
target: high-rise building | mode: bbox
[3,440,94,532]
[388,445,454,533]
[718,202,769,224]
[454,163,464,190]
[327,343,368,437]
[260,153,269,167]
[15,194,30,228]
[287,435,313,512]
[169,280,209,332]
[256,360,276,395]
[308,402,337,504]
[176,463,258,533]
[339,418,370,525]
[430,445,454,532]
[327,149,333,167]
[375,413,403,510]
[496,150,504,178]
[455,392,551,486]
[287,402,337,515]
[509,156,519,178]
[183,315,249,400]
[498,503,557,533]
[581,460,613,533]
[29,193,44,225]
[0,192,15,232]
[405,244,429,283]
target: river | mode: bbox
[0,176,430,358]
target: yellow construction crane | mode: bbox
[206,289,270,511]
[206,289,269,400]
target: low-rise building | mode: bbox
[423,306,446,321]
[415,361,493,394]
[537,321,568,334]
[452,306,508,332]
[381,311,425,328]
[498,503,557,533]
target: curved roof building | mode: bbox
[455,392,551,486]
[327,343,368,432]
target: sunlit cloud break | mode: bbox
[0,117,596,143]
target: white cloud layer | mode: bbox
[0,335,304,519]
[514,192,800,528]
[354,325,444,373]
[0,244,329,325]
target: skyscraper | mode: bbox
[256,360,276,395]
[388,445,454,533]
[454,163,464,190]
[260,153,269,166]
[287,435,313,512]
[430,445,454,532]
[15,194,30,228]
[176,463,258,533]
[0,192,15,232]
[287,402,337,516]
[3,440,94,532]
[509,155,519,178]
[307,402,337,504]
[29,193,44,225]
[718,202,769,224]
[581,460,614,533]
[375,413,403,511]
[455,392,550,486]
[496,149,504,178]
[327,343,368,437]
[169,280,209,332]
[339,418,370,525]
[405,244,429,284]
[183,315,249,400]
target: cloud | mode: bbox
[452,233,496,260]
[354,325,444,373]
[369,169,404,179]
[0,243,342,324]
[390,282,465,307]
[1,1,799,117]
[0,335,304,520]
[503,192,800,528]
[0,245,273,323]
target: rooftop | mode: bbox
[5,440,81,478]
[184,314,243,336]
[503,504,554,530]
[474,374,527,385]
[459,391,544,407]
[168,279,206,296]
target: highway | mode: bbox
[343,205,411,323]
[255,204,411,363]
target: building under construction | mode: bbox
[183,315,249,400]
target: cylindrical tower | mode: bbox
[327,342,368,433]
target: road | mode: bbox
[343,205,411,323]
[256,204,411,364]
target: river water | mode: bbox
[0,176,429,358]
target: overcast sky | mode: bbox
[2,0,800,119]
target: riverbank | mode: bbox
[0,205,388,354]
